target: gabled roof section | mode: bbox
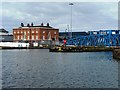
[0,28,9,33]
[19,25,53,28]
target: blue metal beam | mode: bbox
[66,30,120,47]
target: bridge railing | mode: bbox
[66,30,120,47]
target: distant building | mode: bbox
[72,32,89,37]
[0,28,13,42]
[59,32,88,39]
[13,23,59,44]
[0,28,8,35]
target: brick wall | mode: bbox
[13,27,59,42]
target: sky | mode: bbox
[0,0,119,33]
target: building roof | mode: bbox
[13,23,59,30]
[19,25,53,28]
[0,28,8,33]
[13,25,58,30]
[59,32,88,36]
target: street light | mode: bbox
[69,3,74,38]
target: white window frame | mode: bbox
[32,31,34,33]
[36,36,38,40]
[36,31,38,33]
[18,36,19,39]
[32,36,34,40]
[28,36,30,40]
[21,36,23,39]
[43,31,45,33]
[54,32,56,34]
[43,36,45,40]
[24,32,26,35]
[48,32,51,40]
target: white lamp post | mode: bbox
[69,3,74,38]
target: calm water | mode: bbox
[2,49,119,88]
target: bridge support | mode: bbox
[67,30,120,47]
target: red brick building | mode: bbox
[13,23,59,43]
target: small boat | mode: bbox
[49,46,83,52]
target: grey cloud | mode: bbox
[2,2,118,33]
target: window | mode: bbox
[24,32,26,35]
[18,31,19,34]
[93,32,97,35]
[32,36,34,40]
[36,36,38,40]
[48,32,51,40]
[21,31,23,34]
[36,31,38,33]
[43,31,45,33]
[107,31,109,34]
[28,36,30,40]
[32,31,34,33]
[42,36,45,40]
[54,32,56,34]
[54,36,56,40]
[21,36,23,39]
[14,31,16,34]
[28,31,29,33]
[18,36,19,39]
[112,32,115,34]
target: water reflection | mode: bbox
[2,49,118,88]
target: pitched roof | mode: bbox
[0,28,8,33]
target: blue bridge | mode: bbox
[66,30,120,47]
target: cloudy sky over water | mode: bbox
[1,1,118,33]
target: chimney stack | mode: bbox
[47,23,49,27]
[31,22,33,26]
[27,23,30,27]
[21,23,24,27]
[41,22,43,26]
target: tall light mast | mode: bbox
[69,3,74,38]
